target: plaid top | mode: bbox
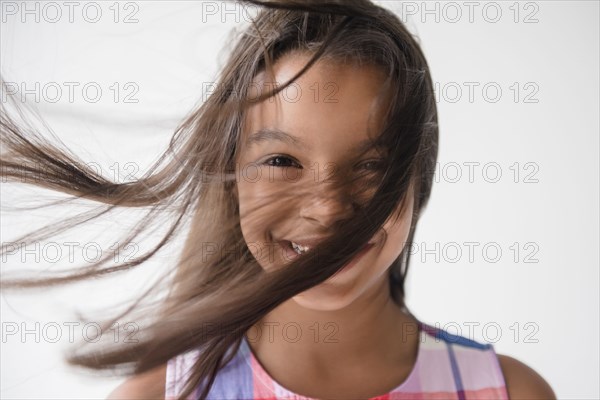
[165,320,509,399]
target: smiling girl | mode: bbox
[1,1,555,399]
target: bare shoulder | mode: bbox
[106,363,168,400]
[496,353,557,400]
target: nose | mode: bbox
[298,186,355,227]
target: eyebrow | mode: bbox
[245,128,383,154]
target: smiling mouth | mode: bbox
[290,241,310,255]
[283,239,375,254]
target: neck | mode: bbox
[244,276,420,374]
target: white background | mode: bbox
[1,1,598,398]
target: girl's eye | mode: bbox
[263,155,301,168]
[359,159,386,171]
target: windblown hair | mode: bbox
[0,0,438,398]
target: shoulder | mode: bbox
[496,353,557,400]
[106,363,168,400]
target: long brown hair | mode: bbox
[0,0,438,398]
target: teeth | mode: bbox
[291,241,310,254]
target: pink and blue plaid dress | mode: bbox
[165,320,509,399]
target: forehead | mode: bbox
[241,52,390,153]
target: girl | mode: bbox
[1,1,556,399]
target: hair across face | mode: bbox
[234,51,415,310]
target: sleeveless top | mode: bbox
[165,320,509,399]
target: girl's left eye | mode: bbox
[263,155,301,168]
[359,159,386,171]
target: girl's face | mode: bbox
[234,52,414,310]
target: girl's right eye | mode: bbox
[263,155,301,168]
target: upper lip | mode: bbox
[282,237,375,249]
[283,237,329,249]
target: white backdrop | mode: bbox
[1,1,598,399]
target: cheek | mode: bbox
[237,180,267,237]
[237,180,272,267]
[237,179,302,271]
[236,178,290,240]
